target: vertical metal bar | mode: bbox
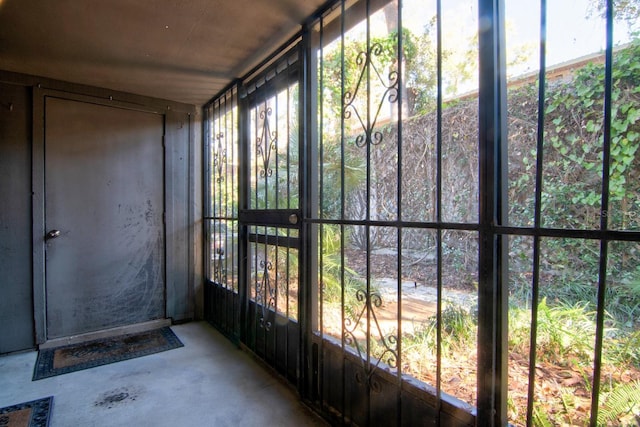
[274,91,280,363]
[232,87,239,336]
[526,2,547,424]
[477,0,508,425]
[317,16,326,408]
[203,105,211,281]
[365,1,372,424]
[224,92,230,324]
[301,37,309,394]
[592,246,610,426]
[224,90,230,328]
[262,91,269,354]
[287,85,291,213]
[231,89,235,291]
[252,103,259,350]
[263,237,268,355]
[302,29,320,396]
[274,90,280,212]
[435,0,443,420]
[365,0,371,360]
[396,1,403,425]
[202,103,209,297]
[223,92,229,287]
[590,1,614,424]
[263,90,270,358]
[213,99,219,283]
[238,85,250,345]
[215,99,220,285]
[340,2,347,423]
[213,99,218,284]
[285,83,291,379]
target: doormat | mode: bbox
[32,327,183,380]
[0,396,53,427]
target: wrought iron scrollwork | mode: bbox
[213,133,227,183]
[343,42,399,148]
[256,107,277,177]
[256,259,275,330]
[344,288,399,393]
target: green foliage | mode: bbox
[589,0,640,31]
[542,38,640,225]
[319,133,366,219]
[508,40,640,362]
[605,328,640,368]
[597,380,640,425]
[439,303,477,342]
[321,25,439,121]
[402,302,477,356]
[532,406,554,427]
[533,298,598,362]
[252,89,300,211]
[319,225,365,309]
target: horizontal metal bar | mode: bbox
[495,226,640,241]
[308,218,481,231]
[306,218,640,241]
[248,232,300,249]
[203,216,238,221]
[240,209,302,228]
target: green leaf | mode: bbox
[612,120,629,133]
[611,145,621,156]
[585,120,597,132]
[597,380,640,425]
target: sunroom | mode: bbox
[1,0,639,426]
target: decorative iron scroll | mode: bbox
[343,42,399,148]
[256,259,275,330]
[213,133,226,183]
[344,289,398,392]
[256,107,277,177]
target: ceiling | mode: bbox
[0,0,327,106]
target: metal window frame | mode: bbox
[202,0,640,425]
[477,0,509,424]
[309,0,484,424]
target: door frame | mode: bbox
[236,45,311,387]
[32,89,171,344]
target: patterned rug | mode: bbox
[33,327,183,380]
[0,396,53,427]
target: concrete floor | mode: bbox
[0,321,328,426]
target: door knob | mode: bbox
[46,229,61,240]
[288,214,299,225]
